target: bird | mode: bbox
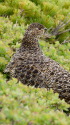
[5,23,70,104]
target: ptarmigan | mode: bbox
[5,23,70,104]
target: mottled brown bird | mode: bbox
[5,23,70,104]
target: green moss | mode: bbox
[0,17,25,45]
[0,4,14,16]
[0,77,70,125]
[0,57,8,72]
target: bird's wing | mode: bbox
[14,62,48,88]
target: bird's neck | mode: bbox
[20,35,41,52]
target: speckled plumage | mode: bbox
[5,23,70,104]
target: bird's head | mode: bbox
[21,23,52,50]
[25,23,51,39]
